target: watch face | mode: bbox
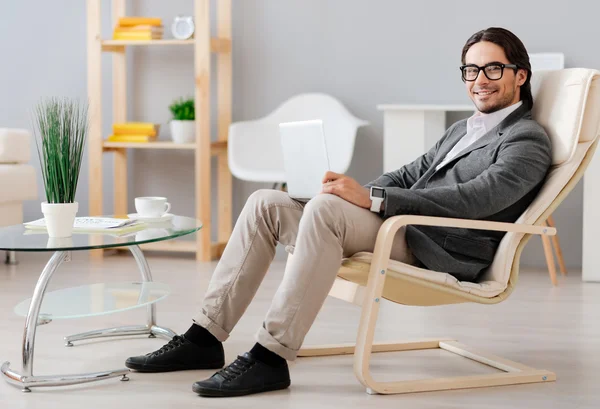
[371,187,385,198]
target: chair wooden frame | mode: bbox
[542,215,568,285]
[298,137,598,394]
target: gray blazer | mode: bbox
[366,103,552,282]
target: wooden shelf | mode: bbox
[101,38,231,53]
[88,0,233,261]
[102,140,228,154]
[103,141,194,150]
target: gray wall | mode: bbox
[1,0,598,268]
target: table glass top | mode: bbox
[0,215,202,251]
[14,282,170,320]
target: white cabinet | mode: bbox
[377,104,474,173]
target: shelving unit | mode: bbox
[87,0,232,261]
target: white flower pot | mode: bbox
[46,237,74,249]
[170,120,196,144]
[41,202,78,238]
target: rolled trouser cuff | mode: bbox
[193,313,230,342]
[256,325,298,361]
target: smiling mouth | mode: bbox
[474,90,496,96]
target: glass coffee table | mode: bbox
[0,215,202,392]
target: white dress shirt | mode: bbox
[435,101,523,171]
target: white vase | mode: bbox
[170,120,196,144]
[41,202,78,238]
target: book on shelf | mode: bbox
[113,25,164,34]
[112,17,164,40]
[118,17,162,27]
[112,32,163,40]
[107,134,157,143]
[112,122,158,136]
[24,217,146,234]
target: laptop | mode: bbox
[279,119,331,200]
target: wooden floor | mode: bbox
[0,251,599,408]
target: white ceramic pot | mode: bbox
[170,120,196,144]
[41,202,78,238]
[46,237,74,249]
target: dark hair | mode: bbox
[461,27,533,109]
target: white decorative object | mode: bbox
[41,202,78,238]
[171,16,195,40]
[170,120,196,144]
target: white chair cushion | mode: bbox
[0,202,24,227]
[531,69,600,165]
[0,164,37,203]
[347,252,506,298]
[0,128,32,163]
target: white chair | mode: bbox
[228,93,369,184]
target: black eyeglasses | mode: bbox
[459,63,519,81]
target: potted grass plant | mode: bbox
[34,98,88,238]
[169,96,195,143]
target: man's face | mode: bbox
[463,41,527,114]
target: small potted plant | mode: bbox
[169,96,195,143]
[34,98,88,238]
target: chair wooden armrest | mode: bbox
[378,215,554,244]
[367,215,555,282]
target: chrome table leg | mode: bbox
[1,252,130,391]
[64,245,175,345]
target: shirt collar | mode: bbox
[467,100,523,134]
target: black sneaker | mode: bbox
[125,335,224,372]
[192,352,290,397]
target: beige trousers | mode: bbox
[194,189,417,360]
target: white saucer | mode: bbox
[128,213,174,223]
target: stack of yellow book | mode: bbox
[113,17,163,40]
[107,123,159,143]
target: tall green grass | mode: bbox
[34,98,88,203]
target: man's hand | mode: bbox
[321,171,372,209]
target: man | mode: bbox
[125,27,551,397]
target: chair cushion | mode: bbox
[531,69,600,165]
[0,128,32,163]
[0,202,24,227]
[343,252,507,299]
[0,164,37,203]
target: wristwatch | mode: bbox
[369,186,385,212]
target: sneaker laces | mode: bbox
[216,355,254,382]
[149,335,187,357]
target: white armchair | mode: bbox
[228,93,369,183]
[0,128,38,263]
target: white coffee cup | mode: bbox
[135,197,171,218]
